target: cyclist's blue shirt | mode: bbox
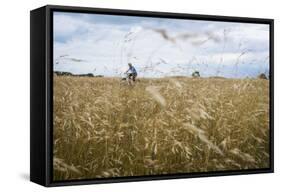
[129,66,137,74]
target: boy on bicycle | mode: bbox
[125,63,137,82]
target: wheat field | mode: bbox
[53,76,270,181]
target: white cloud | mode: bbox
[53,12,270,78]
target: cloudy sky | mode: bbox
[53,11,270,78]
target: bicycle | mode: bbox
[120,72,137,86]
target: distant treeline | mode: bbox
[54,71,269,80]
[54,71,104,77]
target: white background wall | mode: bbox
[0,0,279,191]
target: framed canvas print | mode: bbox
[30,5,274,187]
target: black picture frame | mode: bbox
[30,5,274,187]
